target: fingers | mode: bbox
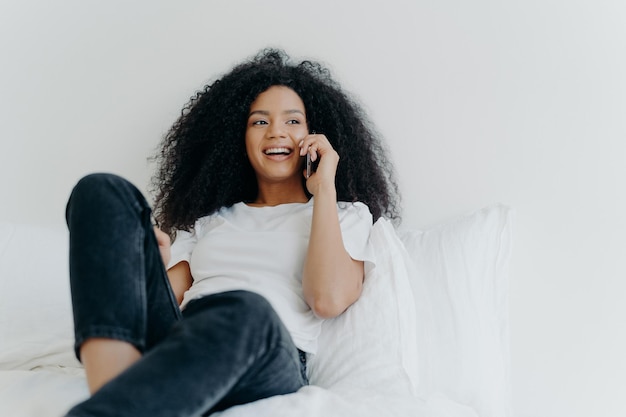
[298,133,339,187]
[299,133,331,162]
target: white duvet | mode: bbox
[0,205,513,417]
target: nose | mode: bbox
[266,122,287,139]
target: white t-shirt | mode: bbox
[168,198,374,354]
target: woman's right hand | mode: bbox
[299,133,339,196]
[155,226,193,305]
[153,227,171,267]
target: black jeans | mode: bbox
[65,173,307,417]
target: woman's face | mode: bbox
[245,85,309,185]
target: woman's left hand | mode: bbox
[299,133,339,195]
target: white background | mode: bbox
[1,1,624,416]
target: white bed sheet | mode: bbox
[0,367,477,417]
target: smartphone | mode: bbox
[306,130,316,178]
[306,153,312,179]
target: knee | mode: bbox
[66,173,143,222]
[219,291,286,345]
[220,291,279,327]
[185,291,277,323]
[228,291,274,315]
[71,173,127,199]
[182,291,284,340]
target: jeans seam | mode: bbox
[135,222,147,341]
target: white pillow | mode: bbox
[399,204,513,417]
[0,222,80,370]
[307,217,419,395]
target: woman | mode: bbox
[65,49,400,417]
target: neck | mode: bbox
[251,181,309,207]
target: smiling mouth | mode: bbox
[264,147,293,156]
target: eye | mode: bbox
[286,119,301,125]
[252,120,268,126]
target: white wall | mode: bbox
[1,1,625,416]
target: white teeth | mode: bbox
[264,147,291,155]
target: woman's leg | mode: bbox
[78,339,142,394]
[65,291,307,417]
[65,173,182,392]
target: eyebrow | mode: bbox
[248,109,305,118]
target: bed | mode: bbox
[0,204,513,417]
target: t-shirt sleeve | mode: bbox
[167,227,198,270]
[337,202,374,266]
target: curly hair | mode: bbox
[151,48,401,234]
